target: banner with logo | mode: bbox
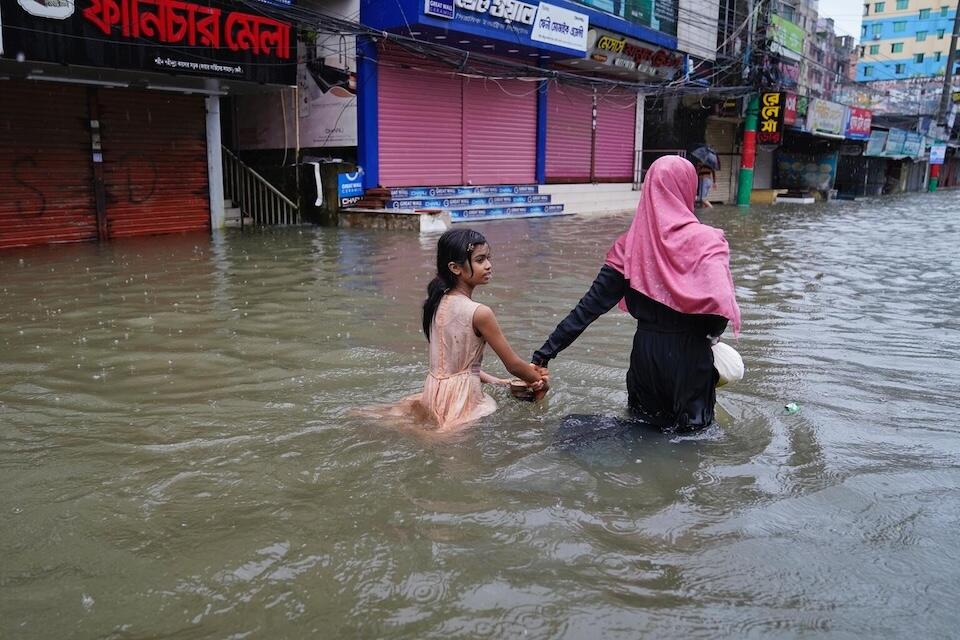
[769,14,804,61]
[783,92,798,126]
[0,0,296,84]
[845,107,872,140]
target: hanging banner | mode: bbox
[865,130,887,156]
[807,99,847,139]
[902,132,923,158]
[769,14,804,61]
[531,2,589,52]
[884,129,907,157]
[845,107,872,140]
[0,0,296,84]
[758,91,785,145]
[783,92,798,126]
[930,142,947,165]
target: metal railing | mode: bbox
[633,149,687,189]
[222,146,299,226]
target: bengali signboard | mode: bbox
[902,132,923,158]
[769,14,804,61]
[884,129,907,156]
[807,99,847,138]
[758,91,785,145]
[783,92,798,126]
[531,2,588,52]
[583,27,684,80]
[0,0,295,84]
[930,142,947,165]
[845,107,872,140]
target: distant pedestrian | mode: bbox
[697,163,715,208]
[531,156,740,432]
[362,229,548,431]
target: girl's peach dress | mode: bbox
[370,294,497,431]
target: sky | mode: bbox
[820,0,865,42]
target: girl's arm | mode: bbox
[473,306,545,388]
[479,370,510,385]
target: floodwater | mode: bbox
[2,192,959,639]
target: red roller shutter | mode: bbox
[99,89,209,238]
[594,89,636,181]
[463,77,536,184]
[545,84,593,182]
[379,45,463,187]
[0,81,96,249]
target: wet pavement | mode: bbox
[1,192,959,638]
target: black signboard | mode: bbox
[0,0,296,85]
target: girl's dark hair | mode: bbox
[422,228,487,340]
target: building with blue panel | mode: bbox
[857,0,958,81]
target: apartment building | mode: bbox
[858,0,958,80]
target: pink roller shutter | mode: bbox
[378,47,462,187]
[594,89,636,181]
[545,84,593,182]
[463,78,536,184]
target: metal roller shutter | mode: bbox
[705,117,740,204]
[546,84,593,182]
[99,89,209,238]
[594,89,636,181]
[462,77,537,185]
[379,46,463,187]
[0,81,96,249]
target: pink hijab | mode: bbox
[605,155,741,335]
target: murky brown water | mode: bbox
[2,192,959,638]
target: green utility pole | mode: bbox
[737,95,760,207]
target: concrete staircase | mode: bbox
[354,184,569,223]
[539,183,641,216]
[223,199,252,228]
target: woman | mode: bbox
[531,155,741,432]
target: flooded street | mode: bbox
[2,192,959,638]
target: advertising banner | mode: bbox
[930,142,947,165]
[845,107,872,140]
[0,0,296,84]
[865,130,887,156]
[783,92,798,126]
[807,99,847,138]
[884,129,907,156]
[531,2,588,51]
[424,0,455,19]
[769,14,804,61]
[338,171,364,206]
[902,132,923,158]
[758,91,785,145]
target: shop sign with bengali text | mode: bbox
[530,2,588,52]
[0,0,296,84]
[783,92,798,126]
[585,27,684,80]
[758,91,785,145]
[845,107,872,140]
[902,132,923,158]
[930,142,947,164]
[769,14,804,60]
[806,99,847,138]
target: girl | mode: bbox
[382,228,548,431]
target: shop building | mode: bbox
[0,0,296,249]
[357,0,686,220]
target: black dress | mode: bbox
[532,265,728,431]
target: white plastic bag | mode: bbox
[712,342,744,387]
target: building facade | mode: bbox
[858,0,958,81]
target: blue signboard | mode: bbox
[425,0,455,19]
[338,172,364,206]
